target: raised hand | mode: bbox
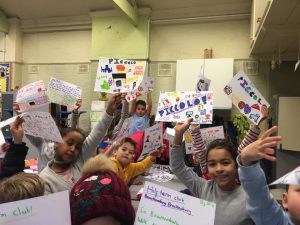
[240,126,282,166]
[10,117,25,144]
[73,98,82,113]
[13,102,21,115]
[173,118,193,146]
[106,93,122,116]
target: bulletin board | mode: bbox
[0,63,11,92]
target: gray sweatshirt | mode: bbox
[39,112,113,194]
[170,144,254,225]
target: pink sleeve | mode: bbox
[189,125,208,174]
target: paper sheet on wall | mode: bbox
[22,111,63,143]
[195,74,211,92]
[0,191,71,225]
[138,123,163,161]
[125,76,154,102]
[16,80,50,112]
[135,182,216,225]
[224,71,270,125]
[155,91,213,124]
[94,57,146,93]
[47,77,82,110]
[270,166,300,185]
[200,126,225,145]
[91,101,107,111]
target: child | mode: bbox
[238,126,299,225]
[170,118,254,225]
[13,99,83,173]
[70,154,135,225]
[0,172,44,203]
[39,93,122,194]
[110,137,156,184]
[0,117,29,180]
[128,91,152,136]
[190,107,269,180]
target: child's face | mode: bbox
[207,148,238,191]
[54,131,84,164]
[282,185,300,224]
[114,142,135,167]
[136,104,146,117]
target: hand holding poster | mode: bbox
[0,191,71,225]
[47,77,82,109]
[22,111,63,143]
[138,123,163,161]
[224,71,270,125]
[16,80,49,112]
[270,166,300,186]
[135,182,216,225]
[155,91,213,124]
[94,57,146,93]
[125,76,154,102]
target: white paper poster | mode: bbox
[47,77,82,109]
[16,80,50,112]
[125,76,154,102]
[144,165,174,183]
[23,111,63,143]
[164,128,175,143]
[224,71,270,125]
[94,57,146,93]
[0,191,71,225]
[155,91,213,124]
[91,101,106,111]
[138,123,163,161]
[270,166,300,185]
[135,182,216,225]
[200,126,225,145]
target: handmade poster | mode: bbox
[22,111,63,143]
[270,166,300,186]
[138,123,163,161]
[113,118,130,141]
[135,182,216,225]
[0,130,6,158]
[196,75,211,92]
[224,71,270,125]
[125,76,154,102]
[47,77,82,110]
[164,127,175,143]
[91,100,106,111]
[0,115,18,128]
[16,80,49,112]
[155,91,213,124]
[184,131,193,154]
[144,165,174,183]
[200,126,225,145]
[0,191,71,225]
[94,57,146,93]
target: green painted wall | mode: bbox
[0,10,8,33]
[91,14,149,60]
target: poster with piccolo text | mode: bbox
[94,57,146,93]
[22,111,63,143]
[135,182,216,225]
[0,191,71,225]
[155,91,213,124]
[201,126,225,145]
[138,123,163,161]
[270,166,300,186]
[16,80,50,112]
[47,77,82,110]
[125,76,154,102]
[224,71,270,125]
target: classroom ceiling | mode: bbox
[0,0,251,21]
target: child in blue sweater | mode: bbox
[238,126,300,225]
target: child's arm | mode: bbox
[146,91,152,116]
[70,98,82,129]
[110,98,130,140]
[238,107,269,154]
[238,126,288,225]
[130,99,136,115]
[81,93,122,162]
[189,124,208,176]
[170,118,207,197]
[0,117,28,179]
[104,141,120,158]
[128,155,155,180]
